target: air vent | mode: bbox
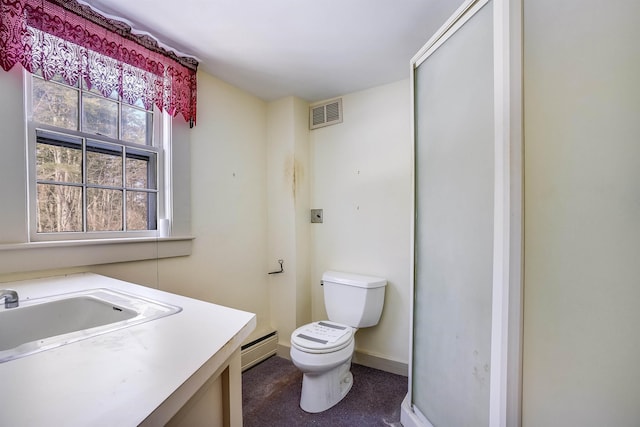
[309,98,343,130]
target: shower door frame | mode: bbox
[402,0,523,426]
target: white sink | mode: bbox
[0,288,181,362]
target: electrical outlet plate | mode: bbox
[311,209,323,223]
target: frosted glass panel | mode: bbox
[413,3,494,426]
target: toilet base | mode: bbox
[300,358,353,413]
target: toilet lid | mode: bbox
[291,321,354,353]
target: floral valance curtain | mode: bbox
[0,0,198,125]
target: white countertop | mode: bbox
[0,273,256,426]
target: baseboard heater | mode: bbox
[241,330,278,371]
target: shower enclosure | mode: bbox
[401,0,523,426]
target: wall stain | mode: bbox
[284,155,304,202]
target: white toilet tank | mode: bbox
[322,271,387,328]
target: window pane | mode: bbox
[122,105,152,145]
[36,183,82,232]
[36,141,82,183]
[33,71,73,86]
[32,78,78,130]
[127,191,156,230]
[87,188,123,231]
[87,141,122,187]
[82,93,118,138]
[126,151,156,189]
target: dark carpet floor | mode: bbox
[242,355,407,427]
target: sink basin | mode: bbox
[0,288,181,363]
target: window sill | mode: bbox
[0,236,194,275]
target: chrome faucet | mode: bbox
[0,289,19,308]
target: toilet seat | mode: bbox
[291,321,354,354]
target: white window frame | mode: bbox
[24,70,171,242]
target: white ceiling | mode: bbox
[86,0,460,102]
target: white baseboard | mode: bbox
[241,331,278,371]
[276,343,291,360]
[352,350,408,377]
[276,343,408,377]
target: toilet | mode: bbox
[290,270,387,413]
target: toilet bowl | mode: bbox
[290,271,386,413]
[290,321,356,413]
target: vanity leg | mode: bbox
[222,349,242,427]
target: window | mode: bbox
[27,72,166,241]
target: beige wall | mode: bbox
[0,61,411,368]
[0,66,27,244]
[523,0,640,425]
[310,79,412,364]
[98,71,272,340]
[0,69,273,342]
[266,96,311,346]
[265,82,413,366]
